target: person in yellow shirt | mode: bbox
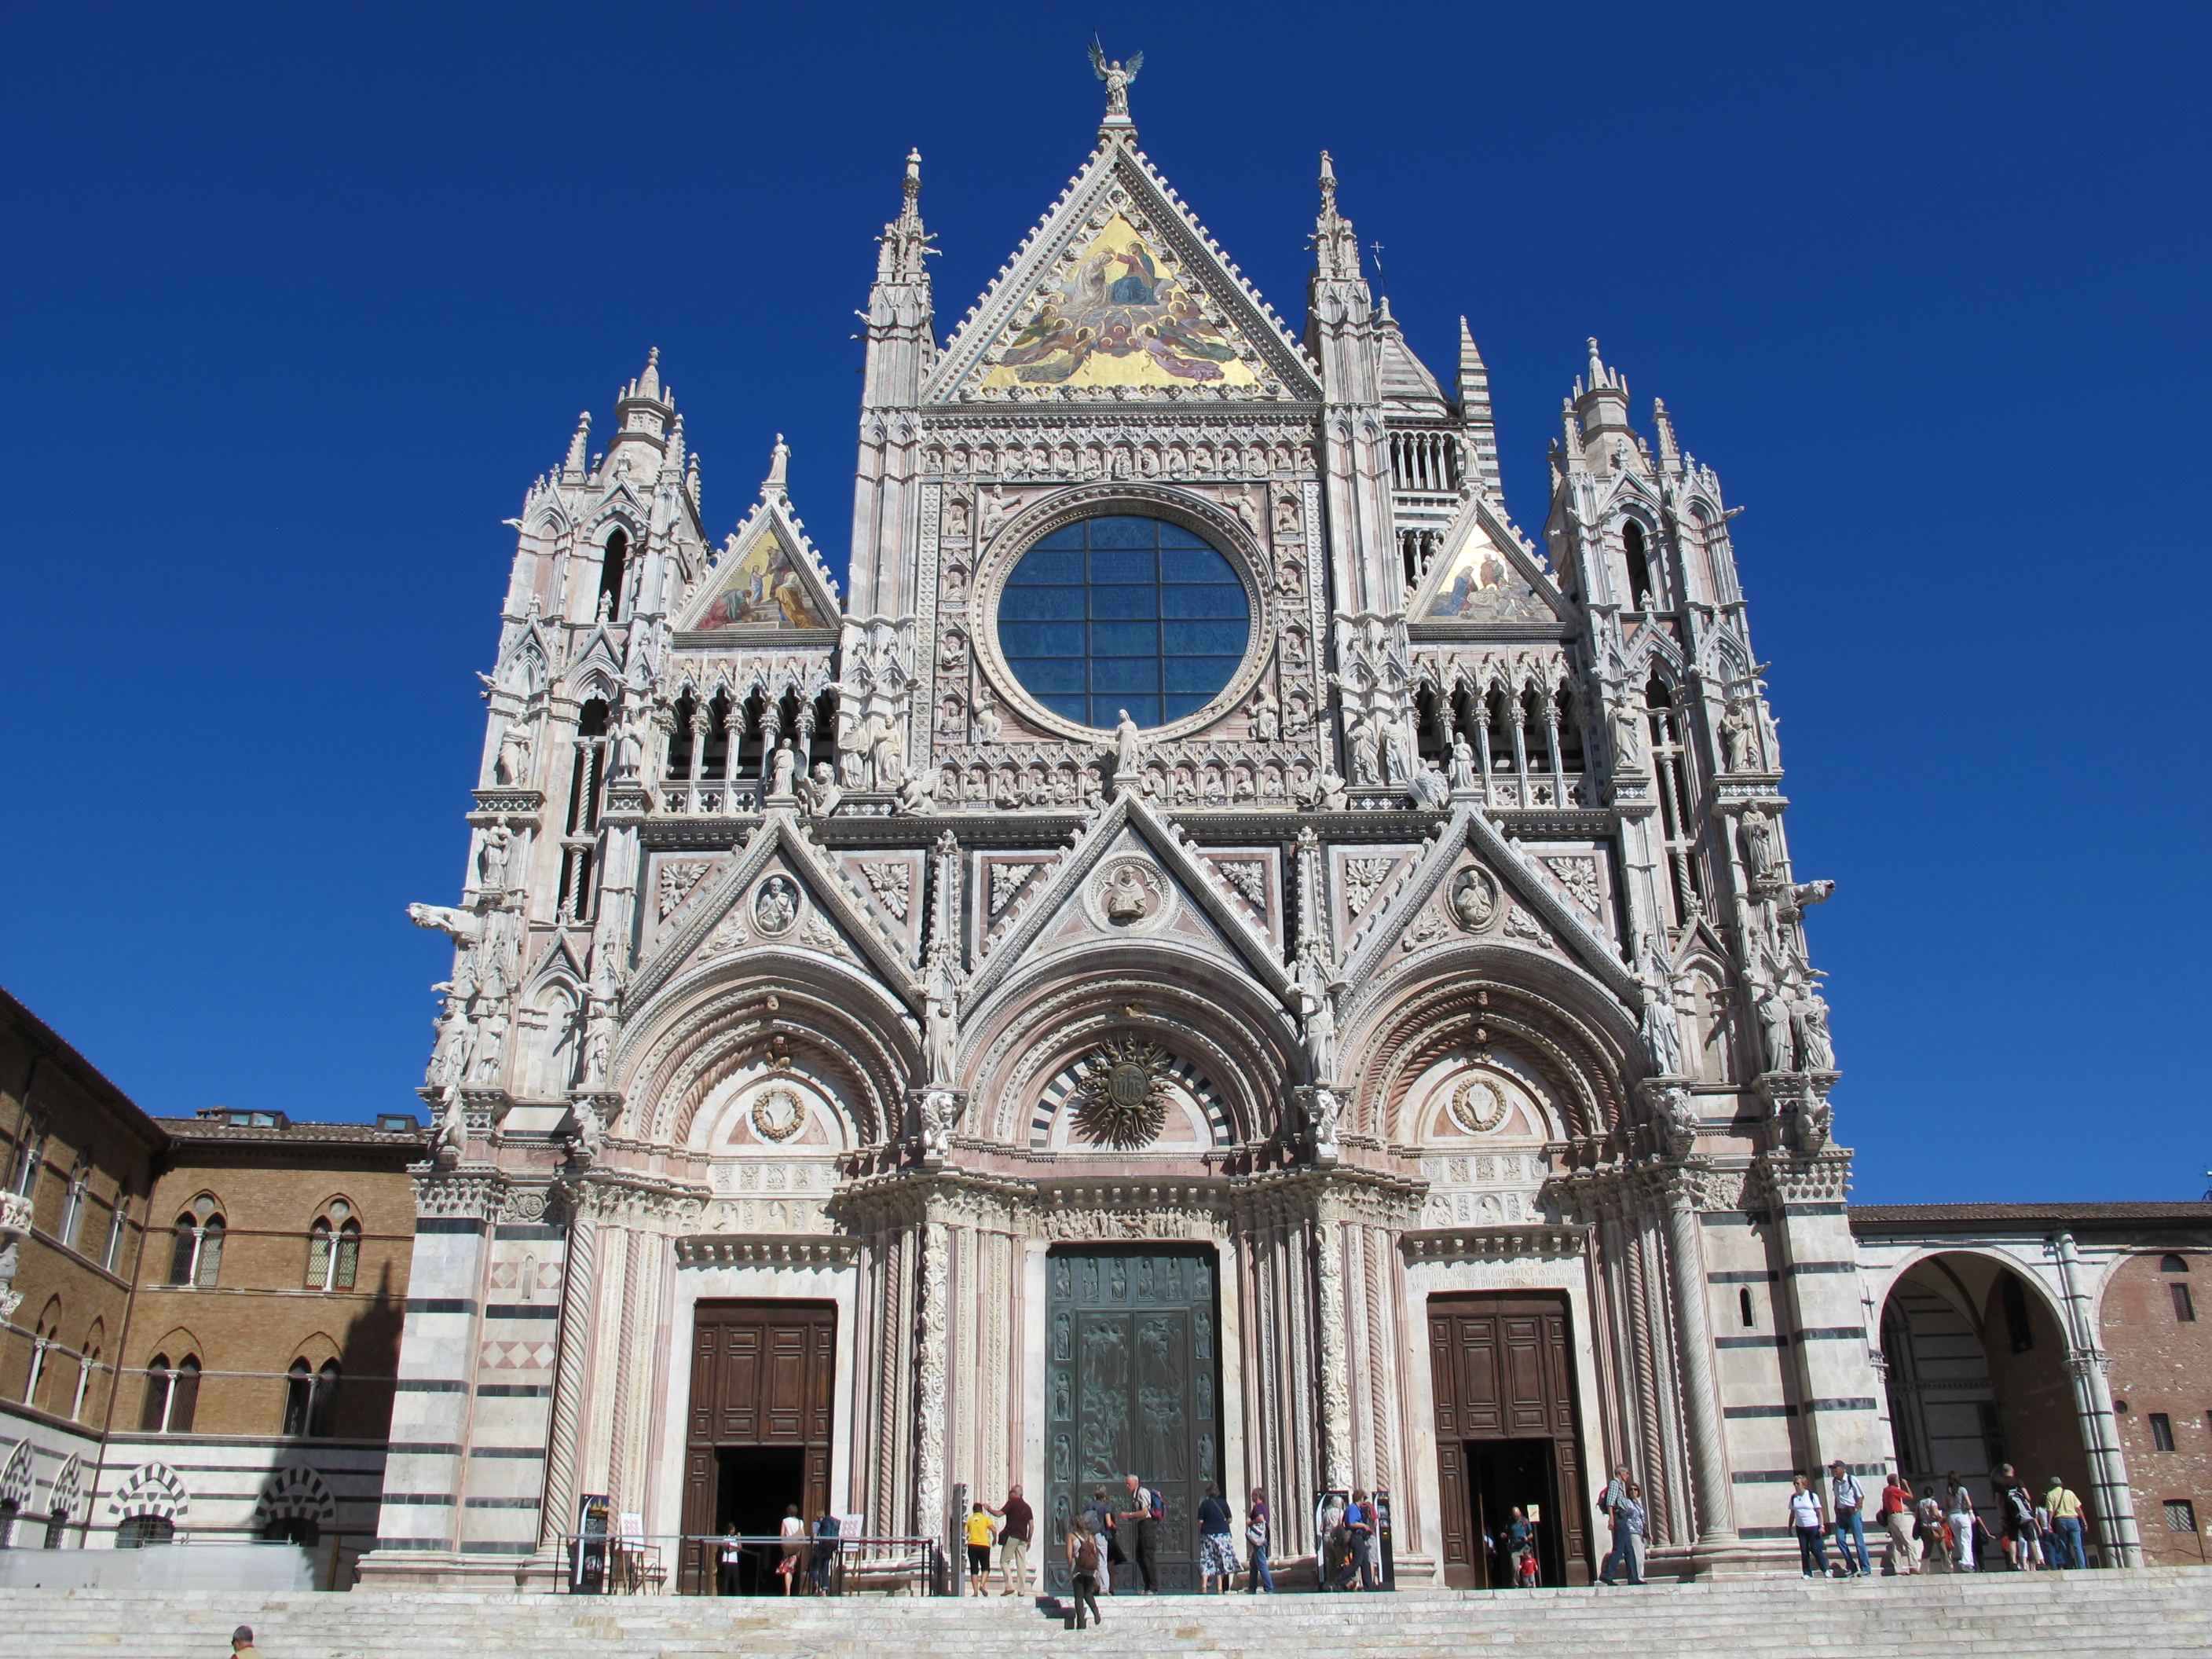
[965,1503,999,1595]
[2045,1478,2086,1569]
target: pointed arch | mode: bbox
[620,950,921,1151]
[961,945,1297,1148]
[1339,941,1641,1146]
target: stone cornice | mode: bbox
[675,1233,862,1268]
[822,1160,1426,1238]
[1399,1224,1588,1262]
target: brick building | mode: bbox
[1,989,423,1585]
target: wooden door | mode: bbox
[679,1300,836,1591]
[1427,1293,1589,1585]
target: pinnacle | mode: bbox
[627,346,664,404]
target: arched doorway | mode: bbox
[1878,1252,2094,1562]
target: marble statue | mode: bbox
[799,761,842,817]
[1756,980,1796,1074]
[1642,981,1686,1078]
[1090,41,1144,118]
[1448,734,1477,791]
[494,720,533,786]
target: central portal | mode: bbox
[1043,1245,1221,1595]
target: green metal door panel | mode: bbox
[1045,1246,1221,1594]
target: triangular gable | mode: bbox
[962,793,1292,1009]
[676,495,840,638]
[624,811,919,1010]
[930,141,1318,405]
[1410,494,1564,627]
[1336,805,1639,1019]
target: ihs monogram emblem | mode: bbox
[1071,1035,1171,1149]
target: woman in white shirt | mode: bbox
[777,1503,806,1595]
[1786,1474,1829,1579]
[1943,1471,1976,1573]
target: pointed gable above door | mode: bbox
[928,137,1319,405]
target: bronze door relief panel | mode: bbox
[1045,1246,1221,1595]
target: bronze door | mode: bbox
[1428,1293,1589,1586]
[1044,1247,1221,1595]
[679,1299,836,1592]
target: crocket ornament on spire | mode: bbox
[1090,38,1143,128]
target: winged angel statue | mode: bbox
[1090,38,1144,119]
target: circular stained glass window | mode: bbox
[997,514,1250,730]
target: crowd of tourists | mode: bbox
[697,1458,2092,1617]
[1778,1461,2089,1580]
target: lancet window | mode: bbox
[1644,679,1705,927]
[141,1353,200,1434]
[558,698,609,923]
[305,1205,361,1291]
[597,530,629,623]
[168,1207,225,1288]
[282,1358,341,1437]
[1622,519,1654,610]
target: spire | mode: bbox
[685,449,701,511]
[763,433,789,500]
[562,411,591,479]
[1312,151,1362,281]
[1559,397,1589,475]
[876,148,932,283]
[660,413,687,482]
[1653,397,1682,474]
[1457,318,1503,500]
[626,346,664,405]
[1573,335,1634,460]
[611,348,672,449]
[862,151,936,412]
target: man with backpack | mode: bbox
[1997,1467,2038,1570]
[1828,1459,1870,1578]
[1083,1486,1121,1594]
[1119,1473,1160,1594]
[1066,1514,1104,1629]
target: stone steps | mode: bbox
[5,1569,2210,1659]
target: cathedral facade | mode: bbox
[364,79,1888,1591]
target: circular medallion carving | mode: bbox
[1071,1035,1171,1149]
[1089,857,1171,932]
[1449,1074,1511,1134]
[750,1088,806,1143]
[752,876,800,937]
[1450,867,1500,932]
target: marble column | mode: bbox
[1663,1174,1738,1544]
[2053,1230,2143,1566]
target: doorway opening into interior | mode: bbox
[1460,1437,1562,1588]
[712,1445,807,1595]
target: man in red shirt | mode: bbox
[988,1485,1035,1598]
[1878,1471,1919,1574]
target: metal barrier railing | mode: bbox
[553,1533,947,1596]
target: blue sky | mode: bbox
[2,3,2204,1200]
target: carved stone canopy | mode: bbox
[1071,1034,1171,1149]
